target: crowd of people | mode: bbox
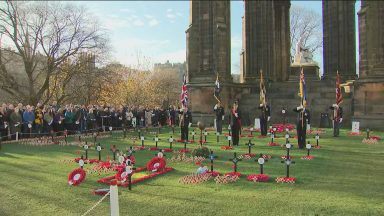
[0,101,181,141]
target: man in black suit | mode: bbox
[179,107,192,141]
[293,105,310,149]
[230,101,241,146]
[258,103,271,136]
[214,102,225,134]
[329,104,343,137]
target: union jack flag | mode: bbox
[180,75,188,108]
[336,71,343,105]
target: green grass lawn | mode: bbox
[0,127,383,216]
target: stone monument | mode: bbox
[290,36,320,80]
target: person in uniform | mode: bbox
[258,103,271,136]
[213,102,225,134]
[293,105,310,149]
[329,104,343,137]
[179,107,192,141]
[230,101,241,146]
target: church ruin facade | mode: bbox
[186,0,384,129]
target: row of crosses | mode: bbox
[82,142,103,160]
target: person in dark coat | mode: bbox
[158,108,167,126]
[0,107,7,141]
[10,107,22,140]
[214,102,225,134]
[230,101,241,146]
[73,106,81,133]
[293,105,310,149]
[179,107,192,141]
[169,105,176,127]
[43,107,54,135]
[79,105,88,133]
[87,107,97,132]
[53,108,64,135]
[258,103,271,136]
[329,104,343,137]
[64,107,75,133]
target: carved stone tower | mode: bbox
[186,0,231,84]
[323,1,356,80]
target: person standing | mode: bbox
[330,71,344,137]
[169,105,176,127]
[0,107,7,141]
[23,105,35,138]
[10,107,22,140]
[145,108,152,128]
[34,106,43,137]
[258,103,271,136]
[329,104,343,137]
[230,101,241,146]
[179,107,192,141]
[214,102,225,134]
[87,107,97,132]
[293,105,310,149]
[80,105,88,133]
[64,106,75,133]
[126,108,133,128]
[44,107,54,135]
[158,108,167,126]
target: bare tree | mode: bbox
[132,49,153,72]
[0,1,109,104]
[290,5,322,62]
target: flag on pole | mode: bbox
[214,74,221,102]
[299,68,307,107]
[259,70,266,105]
[180,75,188,108]
[336,71,343,105]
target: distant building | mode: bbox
[154,60,186,82]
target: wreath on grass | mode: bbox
[68,168,86,186]
[146,157,166,172]
[247,174,269,182]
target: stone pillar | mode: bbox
[322,1,356,80]
[274,1,291,82]
[358,1,384,78]
[186,0,231,84]
[186,0,232,124]
[242,0,276,82]
[353,1,384,129]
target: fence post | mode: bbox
[16,132,19,141]
[110,184,119,216]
